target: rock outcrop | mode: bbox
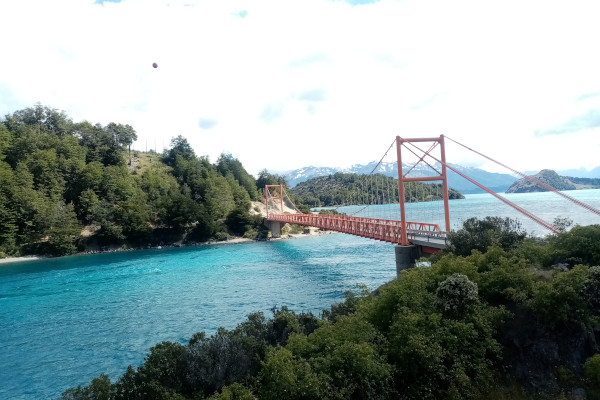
[506,169,576,193]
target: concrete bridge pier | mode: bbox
[266,221,284,238]
[394,244,422,276]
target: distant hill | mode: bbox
[506,169,600,193]
[557,166,600,179]
[290,172,464,207]
[284,161,518,194]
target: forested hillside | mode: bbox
[0,104,270,257]
[291,172,465,207]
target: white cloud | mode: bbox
[1,0,599,175]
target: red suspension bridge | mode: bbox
[264,135,600,269]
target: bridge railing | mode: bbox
[267,213,446,246]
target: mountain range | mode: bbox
[282,162,600,194]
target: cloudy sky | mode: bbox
[1,0,599,175]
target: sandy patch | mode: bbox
[0,256,45,265]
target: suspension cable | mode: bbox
[445,135,600,217]
[403,141,559,233]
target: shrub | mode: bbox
[448,217,527,257]
[435,273,479,319]
[586,354,600,400]
[531,265,590,328]
[215,232,229,241]
[242,229,257,239]
[207,383,255,400]
[581,266,600,315]
[550,225,600,266]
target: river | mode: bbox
[1,189,599,399]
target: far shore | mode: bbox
[0,229,335,266]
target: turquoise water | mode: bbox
[0,235,396,399]
[1,189,599,399]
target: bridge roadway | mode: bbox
[266,213,448,250]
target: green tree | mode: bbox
[225,207,253,236]
[5,103,73,136]
[0,161,18,255]
[74,121,123,166]
[163,135,195,167]
[45,201,81,256]
[161,192,201,232]
[105,122,137,158]
[0,122,11,159]
[256,169,287,193]
[217,153,259,201]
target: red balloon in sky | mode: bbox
[152,62,158,68]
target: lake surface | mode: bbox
[1,189,599,399]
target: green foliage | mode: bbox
[256,346,323,400]
[531,265,591,328]
[549,225,600,266]
[61,374,113,400]
[207,383,255,400]
[322,284,372,323]
[581,266,600,315]
[0,104,271,255]
[217,153,259,201]
[44,202,81,256]
[435,273,479,319]
[448,217,527,256]
[162,135,195,167]
[475,251,535,307]
[286,315,393,399]
[255,169,287,193]
[586,354,600,399]
[513,237,554,268]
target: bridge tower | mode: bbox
[395,135,451,272]
[264,184,285,238]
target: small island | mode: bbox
[506,169,600,193]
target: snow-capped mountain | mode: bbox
[283,162,519,194]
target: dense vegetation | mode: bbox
[62,220,600,399]
[0,104,274,258]
[291,172,464,207]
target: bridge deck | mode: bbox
[267,213,448,249]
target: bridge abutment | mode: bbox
[394,244,422,276]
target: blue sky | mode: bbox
[1,0,599,175]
